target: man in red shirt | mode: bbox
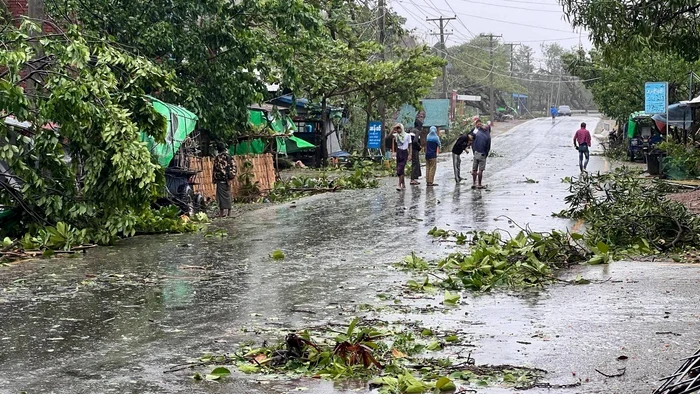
[573,122,592,172]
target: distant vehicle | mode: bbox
[557,105,572,116]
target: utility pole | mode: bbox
[505,42,519,110]
[481,34,502,122]
[505,43,519,77]
[427,16,456,99]
[525,51,531,114]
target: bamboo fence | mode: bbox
[193,154,276,200]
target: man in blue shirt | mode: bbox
[550,106,558,121]
[470,120,491,189]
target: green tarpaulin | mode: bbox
[286,135,315,154]
[627,111,650,138]
[234,109,300,156]
[140,96,198,167]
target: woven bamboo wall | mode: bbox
[193,154,276,200]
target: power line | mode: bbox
[455,0,563,13]
[396,0,575,34]
[484,0,560,5]
[433,46,600,84]
[442,0,475,38]
[451,12,575,33]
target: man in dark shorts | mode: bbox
[573,122,592,172]
[470,120,491,189]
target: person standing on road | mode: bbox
[451,131,472,183]
[470,120,491,189]
[393,123,411,191]
[425,126,441,187]
[573,122,592,173]
[213,142,237,217]
[550,106,558,121]
[409,121,422,185]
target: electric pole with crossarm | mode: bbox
[427,15,456,99]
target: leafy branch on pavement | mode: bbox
[177,318,544,392]
[560,168,700,252]
[412,226,594,292]
[267,167,379,203]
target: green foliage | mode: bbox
[422,228,590,292]
[188,319,541,390]
[133,206,202,235]
[269,250,285,260]
[268,167,379,202]
[0,21,176,244]
[561,167,700,252]
[563,48,695,122]
[659,141,700,178]
[19,222,87,251]
[52,0,324,141]
[235,161,261,202]
[561,0,700,61]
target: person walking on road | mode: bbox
[409,121,422,185]
[425,126,441,187]
[573,122,592,173]
[470,119,491,189]
[550,106,558,122]
[451,131,472,183]
[393,123,411,191]
[213,142,237,217]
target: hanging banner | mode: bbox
[367,121,382,149]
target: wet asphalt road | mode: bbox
[1,117,699,394]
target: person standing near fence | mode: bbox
[213,142,237,217]
[425,126,441,187]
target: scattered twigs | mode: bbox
[656,331,682,336]
[516,380,582,390]
[595,367,626,378]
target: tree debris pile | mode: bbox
[404,227,593,292]
[268,168,380,203]
[1,207,206,263]
[176,318,544,392]
[560,168,700,252]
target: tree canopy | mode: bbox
[560,0,700,61]
[48,0,324,141]
[563,48,695,122]
[1,21,174,243]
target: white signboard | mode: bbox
[457,95,481,102]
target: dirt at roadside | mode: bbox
[667,189,700,214]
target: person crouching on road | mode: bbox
[393,123,410,191]
[573,122,592,173]
[470,119,491,189]
[213,142,237,217]
[425,126,441,187]
[451,131,471,183]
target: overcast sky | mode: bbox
[390,0,592,62]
